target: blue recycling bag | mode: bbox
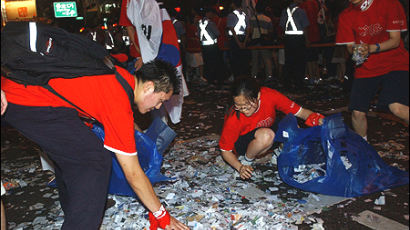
[274,113,409,197]
[92,117,176,197]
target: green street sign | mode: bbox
[53,2,78,18]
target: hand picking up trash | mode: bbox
[219,77,325,180]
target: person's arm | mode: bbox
[361,31,402,55]
[1,90,7,115]
[116,154,160,211]
[221,150,253,179]
[115,154,188,230]
[125,26,143,70]
[295,108,324,126]
[126,26,140,54]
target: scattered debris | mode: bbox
[352,210,408,230]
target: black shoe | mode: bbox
[104,198,116,211]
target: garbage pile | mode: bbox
[2,135,343,230]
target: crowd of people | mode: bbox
[1,0,409,229]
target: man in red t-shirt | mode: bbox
[300,0,321,83]
[1,60,187,230]
[219,78,324,179]
[185,10,206,82]
[336,0,409,140]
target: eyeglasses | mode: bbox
[234,100,257,112]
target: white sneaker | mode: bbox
[238,155,253,166]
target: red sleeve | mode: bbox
[386,0,407,31]
[335,10,355,45]
[102,107,137,155]
[119,0,132,26]
[219,111,241,152]
[271,90,301,115]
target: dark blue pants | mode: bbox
[229,37,250,78]
[201,44,225,85]
[4,104,112,230]
[284,35,306,87]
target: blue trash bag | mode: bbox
[274,113,409,197]
[92,117,176,197]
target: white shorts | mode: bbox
[186,52,203,68]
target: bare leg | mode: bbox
[245,128,275,159]
[389,103,409,124]
[352,110,368,137]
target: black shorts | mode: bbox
[349,71,409,112]
[234,122,279,156]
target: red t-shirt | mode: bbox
[300,0,321,43]
[119,0,141,58]
[219,87,301,152]
[336,0,409,78]
[1,66,137,156]
[186,22,201,51]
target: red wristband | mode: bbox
[157,211,171,229]
[305,113,325,127]
[148,212,159,230]
[152,205,171,229]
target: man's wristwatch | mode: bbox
[375,43,380,53]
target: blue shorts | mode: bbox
[349,71,409,112]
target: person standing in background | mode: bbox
[300,0,321,85]
[198,8,225,87]
[249,2,274,83]
[226,0,251,79]
[280,0,310,90]
[336,0,409,140]
[185,10,206,83]
[119,0,143,72]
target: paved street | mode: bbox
[1,79,409,229]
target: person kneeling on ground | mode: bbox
[219,77,324,179]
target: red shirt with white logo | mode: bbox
[336,0,409,78]
[1,66,137,156]
[219,87,301,152]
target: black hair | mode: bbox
[232,0,242,8]
[228,76,261,118]
[135,60,180,95]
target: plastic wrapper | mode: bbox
[274,113,409,197]
[92,117,176,197]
